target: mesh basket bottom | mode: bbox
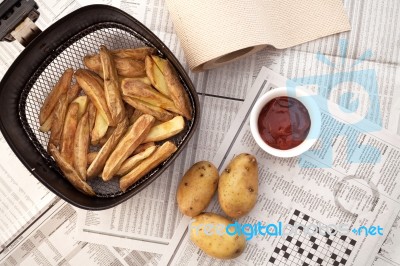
[21,23,194,197]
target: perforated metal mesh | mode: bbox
[19,22,195,197]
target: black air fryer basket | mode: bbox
[0,4,199,210]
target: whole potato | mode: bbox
[177,161,219,217]
[218,153,258,218]
[190,212,246,259]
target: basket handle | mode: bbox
[0,0,41,46]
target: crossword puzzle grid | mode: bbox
[268,209,356,266]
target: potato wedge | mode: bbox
[74,112,90,180]
[145,56,170,97]
[67,83,81,103]
[87,69,105,86]
[120,141,177,192]
[121,78,182,114]
[87,101,96,132]
[100,45,126,124]
[71,95,89,119]
[125,76,152,85]
[123,96,174,122]
[48,93,68,147]
[130,109,143,124]
[84,47,155,70]
[60,103,79,165]
[144,116,185,143]
[39,113,53,132]
[115,58,145,77]
[84,56,148,77]
[75,69,113,125]
[39,68,73,125]
[117,145,157,176]
[132,141,155,155]
[83,55,102,74]
[152,55,192,119]
[87,152,98,165]
[112,47,156,60]
[102,114,155,181]
[125,103,134,118]
[49,144,95,196]
[98,127,115,146]
[87,118,129,178]
[91,109,109,145]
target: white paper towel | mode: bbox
[166,0,351,71]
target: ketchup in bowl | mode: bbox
[257,96,311,150]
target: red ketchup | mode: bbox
[257,96,311,150]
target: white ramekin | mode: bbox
[249,87,321,158]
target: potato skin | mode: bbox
[218,153,258,218]
[177,161,219,217]
[190,213,246,259]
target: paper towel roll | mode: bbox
[165,0,350,72]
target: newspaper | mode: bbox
[1,0,400,265]
[159,67,400,265]
[0,199,161,265]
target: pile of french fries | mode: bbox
[39,45,192,196]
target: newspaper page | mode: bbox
[0,132,56,252]
[74,0,400,263]
[0,199,160,265]
[159,67,400,266]
[1,0,399,265]
[73,0,259,254]
[0,1,81,247]
[0,0,119,256]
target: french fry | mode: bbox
[123,96,174,122]
[87,118,129,178]
[111,47,156,60]
[145,56,170,97]
[87,152,98,165]
[121,78,183,114]
[71,95,88,119]
[132,141,155,155]
[60,103,79,165]
[87,101,96,132]
[86,69,105,86]
[143,116,185,143]
[75,69,113,125]
[100,45,126,124]
[85,47,156,68]
[117,145,157,176]
[151,55,192,119]
[98,127,115,146]
[49,144,95,196]
[130,109,143,124]
[120,141,177,192]
[85,56,148,77]
[91,109,109,145]
[48,93,68,147]
[74,112,90,180]
[83,55,102,74]
[39,68,73,125]
[115,58,145,77]
[39,113,53,132]
[125,76,152,85]
[102,114,155,181]
[125,103,134,118]
[67,83,81,103]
